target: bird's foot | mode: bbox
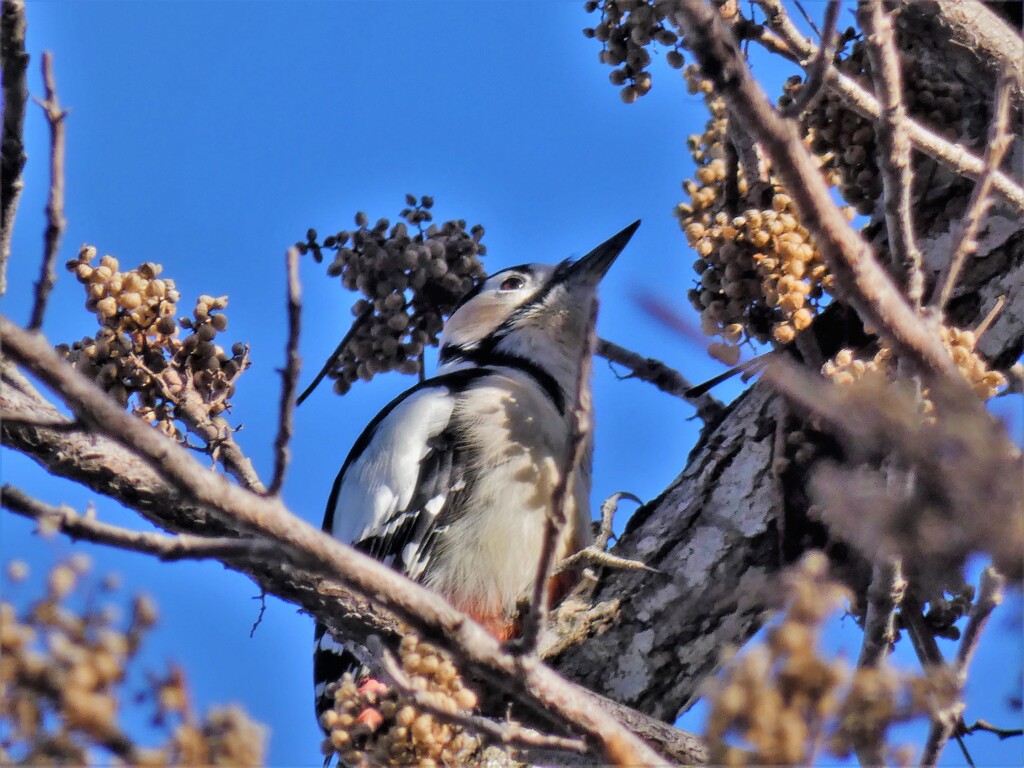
[557,492,656,574]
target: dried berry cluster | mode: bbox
[320,635,479,766]
[791,41,967,215]
[299,196,487,394]
[677,68,836,362]
[822,325,1006,401]
[1,558,266,766]
[707,552,956,766]
[58,247,248,440]
[582,0,686,103]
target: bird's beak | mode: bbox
[563,219,641,287]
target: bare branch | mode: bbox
[267,247,302,496]
[858,0,924,308]
[519,305,596,654]
[296,305,373,405]
[596,337,725,423]
[779,0,840,119]
[919,567,1006,766]
[756,0,1024,215]
[1,484,274,562]
[933,72,1015,311]
[954,567,1005,684]
[857,558,906,668]
[138,364,266,493]
[960,719,1023,741]
[674,0,959,381]
[0,316,670,767]
[28,51,67,331]
[0,0,29,295]
[973,295,1005,341]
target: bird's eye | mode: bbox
[499,276,525,291]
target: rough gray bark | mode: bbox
[547,381,783,720]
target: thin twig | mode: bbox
[755,0,1024,215]
[596,337,725,423]
[0,316,667,767]
[296,306,373,405]
[28,52,67,331]
[675,0,960,382]
[267,248,302,496]
[972,295,1005,341]
[0,0,29,296]
[518,305,596,654]
[953,567,1005,685]
[780,0,840,119]
[135,365,266,493]
[377,648,590,756]
[919,568,1005,766]
[933,72,1014,311]
[1,484,273,562]
[960,719,1023,741]
[793,0,822,37]
[859,0,924,308]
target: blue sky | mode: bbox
[2,2,1020,766]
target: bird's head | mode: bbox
[438,221,640,400]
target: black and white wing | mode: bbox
[313,371,481,725]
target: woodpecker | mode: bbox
[313,220,640,735]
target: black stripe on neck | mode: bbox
[440,346,566,414]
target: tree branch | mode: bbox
[755,0,1024,215]
[0,315,672,767]
[296,306,373,406]
[28,51,67,331]
[779,0,840,119]
[267,247,302,496]
[1,485,275,562]
[919,567,1006,766]
[858,0,924,308]
[857,558,906,668]
[0,0,29,296]
[933,71,1014,311]
[596,337,725,423]
[675,0,959,380]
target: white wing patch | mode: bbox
[330,387,456,551]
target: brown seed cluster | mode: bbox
[0,558,266,766]
[320,636,480,766]
[582,0,686,103]
[791,40,966,215]
[58,247,248,439]
[299,196,487,394]
[707,552,956,766]
[707,553,850,766]
[822,325,1006,401]
[677,68,835,361]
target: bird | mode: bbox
[312,220,641,744]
